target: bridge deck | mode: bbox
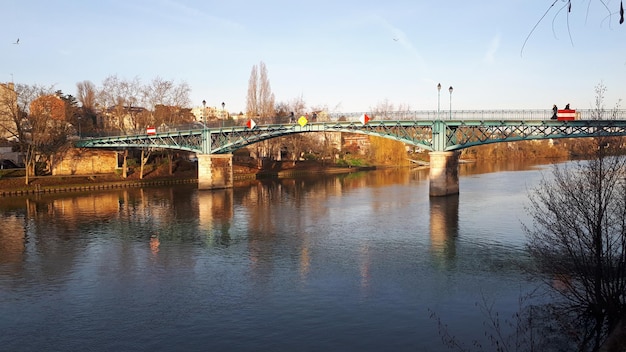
[74,117,626,154]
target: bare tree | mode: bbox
[12,85,55,183]
[370,99,396,120]
[141,77,188,174]
[170,81,191,108]
[293,95,307,115]
[76,80,97,110]
[290,95,307,118]
[524,83,626,351]
[246,65,258,117]
[74,81,99,134]
[142,77,191,127]
[274,101,291,123]
[246,61,275,118]
[138,148,155,179]
[258,62,275,118]
[142,77,191,109]
[143,76,173,109]
[0,84,55,142]
[0,84,71,183]
[280,135,304,161]
[97,75,143,133]
[523,1,624,55]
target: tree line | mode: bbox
[0,76,196,183]
[0,62,407,184]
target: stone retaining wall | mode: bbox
[0,178,196,197]
[52,149,118,176]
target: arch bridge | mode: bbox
[75,109,626,196]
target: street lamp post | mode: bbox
[202,100,206,128]
[221,101,225,127]
[437,83,441,120]
[448,86,453,120]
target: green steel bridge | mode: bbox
[73,109,626,195]
[74,114,626,154]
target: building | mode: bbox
[192,105,230,123]
[0,83,18,140]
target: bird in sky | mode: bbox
[13,38,19,44]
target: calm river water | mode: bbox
[0,161,557,351]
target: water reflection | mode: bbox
[0,167,455,283]
[198,188,233,246]
[459,158,563,175]
[0,213,25,266]
[429,194,459,267]
[0,163,529,280]
[0,163,549,352]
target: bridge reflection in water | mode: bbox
[430,194,459,266]
[197,188,233,246]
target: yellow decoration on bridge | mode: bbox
[298,116,308,127]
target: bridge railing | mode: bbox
[328,109,626,121]
[79,109,626,139]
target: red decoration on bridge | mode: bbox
[557,109,576,121]
[146,126,156,135]
[360,114,370,125]
[246,119,257,129]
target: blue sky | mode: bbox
[3,0,625,114]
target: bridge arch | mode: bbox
[210,127,434,155]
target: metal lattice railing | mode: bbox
[328,109,626,121]
[75,118,626,154]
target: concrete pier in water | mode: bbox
[198,154,233,190]
[197,151,460,196]
[428,151,460,197]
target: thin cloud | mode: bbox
[125,0,243,31]
[163,0,243,30]
[375,15,428,74]
[483,33,501,64]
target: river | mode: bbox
[0,161,556,351]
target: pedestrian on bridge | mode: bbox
[552,104,558,120]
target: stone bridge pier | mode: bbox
[428,151,460,197]
[197,152,460,195]
[198,154,233,190]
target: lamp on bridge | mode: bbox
[202,100,206,129]
[221,101,225,127]
[437,83,441,120]
[448,86,453,120]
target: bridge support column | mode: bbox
[429,151,460,197]
[198,154,233,190]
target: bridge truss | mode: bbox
[74,119,626,154]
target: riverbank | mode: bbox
[0,161,376,196]
[0,171,199,197]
